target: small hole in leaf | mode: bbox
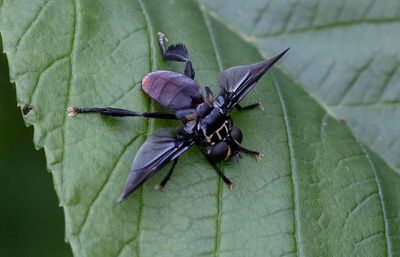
[22,104,34,115]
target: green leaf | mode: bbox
[1,0,399,257]
[199,0,400,174]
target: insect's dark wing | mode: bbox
[142,71,204,111]
[218,48,289,112]
[118,128,194,201]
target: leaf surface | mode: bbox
[1,0,399,257]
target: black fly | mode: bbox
[68,32,289,201]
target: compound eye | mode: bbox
[231,127,243,144]
[209,141,231,162]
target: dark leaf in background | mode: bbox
[0,40,72,257]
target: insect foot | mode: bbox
[157,31,168,42]
[67,106,77,117]
[257,102,265,111]
[256,153,264,162]
[154,184,165,191]
[228,182,235,190]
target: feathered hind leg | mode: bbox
[158,32,195,79]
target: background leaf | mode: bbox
[199,0,400,173]
[0,0,399,257]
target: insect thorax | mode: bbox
[204,120,230,144]
[198,107,230,144]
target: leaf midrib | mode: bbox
[201,6,309,256]
[200,7,223,257]
[273,75,301,257]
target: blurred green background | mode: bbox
[0,40,72,256]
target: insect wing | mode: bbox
[142,71,204,111]
[218,48,289,112]
[118,128,194,201]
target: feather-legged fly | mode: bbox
[68,32,289,201]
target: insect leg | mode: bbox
[236,144,264,162]
[204,86,214,103]
[158,32,195,79]
[154,158,178,191]
[197,146,234,189]
[236,102,264,111]
[67,107,177,120]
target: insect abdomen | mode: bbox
[142,71,203,110]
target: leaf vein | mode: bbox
[255,17,400,38]
[361,0,375,19]
[261,207,294,220]
[336,1,346,21]
[319,113,328,141]
[251,2,270,32]
[77,134,143,237]
[308,1,321,28]
[278,0,300,35]
[257,174,291,192]
[337,55,375,105]
[332,100,400,107]
[107,81,141,107]
[273,74,300,257]
[358,144,393,256]
[332,154,367,175]
[354,231,385,248]
[30,54,70,103]
[0,0,4,17]
[110,27,146,58]
[376,62,400,101]
[317,61,336,89]
[14,0,51,52]
[344,191,378,228]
